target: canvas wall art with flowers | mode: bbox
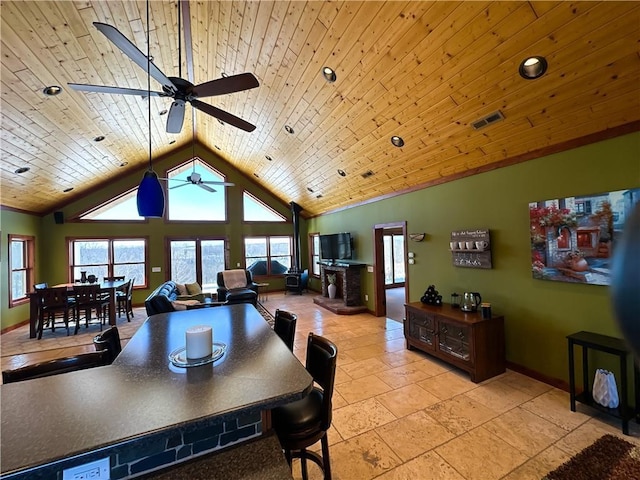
[528,188,640,285]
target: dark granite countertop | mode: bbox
[1,304,313,477]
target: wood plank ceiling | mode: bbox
[1,1,639,216]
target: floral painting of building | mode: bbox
[529,188,640,285]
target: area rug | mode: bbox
[256,301,275,327]
[543,434,640,480]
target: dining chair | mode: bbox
[36,287,76,339]
[73,284,110,333]
[271,333,338,480]
[2,350,110,384]
[116,278,134,321]
[93,327,122,364]
[274,309,297,351]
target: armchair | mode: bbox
[216,270,258,306]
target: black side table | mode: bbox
[567,330,640,435]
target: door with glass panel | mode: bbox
[169,239,226,291]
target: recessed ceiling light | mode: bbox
[169,140,176,145]
[519,56,548,79]
[307,187,314,193]
[285,125,294,134]
[214,145,221,150]
[316,194,323,199]
[322,67,336,83]
[265,155,273,161]
[253,173,260,178]
[42,85,62,96]
[159,109,167,116]
[94,135,105,142]
[391,135,404,147]
[337,169,346,177]
[63,187,74,193]
[218,119,225,126]
[119,161,129,167]
[221,72,228,78]
[14,167,30,174]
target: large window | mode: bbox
[309,233,320,277]
[9,235,35,307]
[243,191,286,222]
[384,233,405,285]
[69,238,147,287]
[79,189,145,221]
[244,236,292,276]
[169,239,226,291]
[167,159,228,221]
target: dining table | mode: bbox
[1,303,313,479]
[27,279,127,338]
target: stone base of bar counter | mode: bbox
[140,433,293,480]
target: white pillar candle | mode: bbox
[185,325,213,359]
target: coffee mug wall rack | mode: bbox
[450,229,492,269]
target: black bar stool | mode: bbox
[274,309,297,351]
[272,332,338,479]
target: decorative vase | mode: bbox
[87,274,97,284]
[80,271,87,283]
[328,283,337,299]
[570,258,589,272]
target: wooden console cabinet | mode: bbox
[404,302,505,383]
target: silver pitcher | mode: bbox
[461,292,482,312]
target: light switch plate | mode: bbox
[152,267,161,273]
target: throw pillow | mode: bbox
[176,283,188,296]
[185,282,202,295]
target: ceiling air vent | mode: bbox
[471,110,505,130]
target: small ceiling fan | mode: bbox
[68,21,259,133]
[166,171,234,193]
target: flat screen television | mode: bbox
[320,232,353,261]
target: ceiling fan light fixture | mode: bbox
[519,56,548,79]
[391,135,404,147]
[285,125,294,134]
[43,85,62,96]
[322,66,337,83]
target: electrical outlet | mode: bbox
[237,262,241,267]
[63,457,110,480]
[365,294,369,301]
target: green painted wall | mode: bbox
[2,133,638,384]
[0,143,307,331]
[308,132,640,383]
[0,209,43,328]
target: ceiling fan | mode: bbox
[167,171,234,193]
[68,21,259,133]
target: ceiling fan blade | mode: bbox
[201,181,236,186]
[191,100,256,132]
[169,183,191,190]
[68,83,167,97]
[166,100,186,133]
[93,22,176,94]
[198,183,216,193]
[191,73,259,98]
[157,177,187,182]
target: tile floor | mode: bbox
[2,292,638,479]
